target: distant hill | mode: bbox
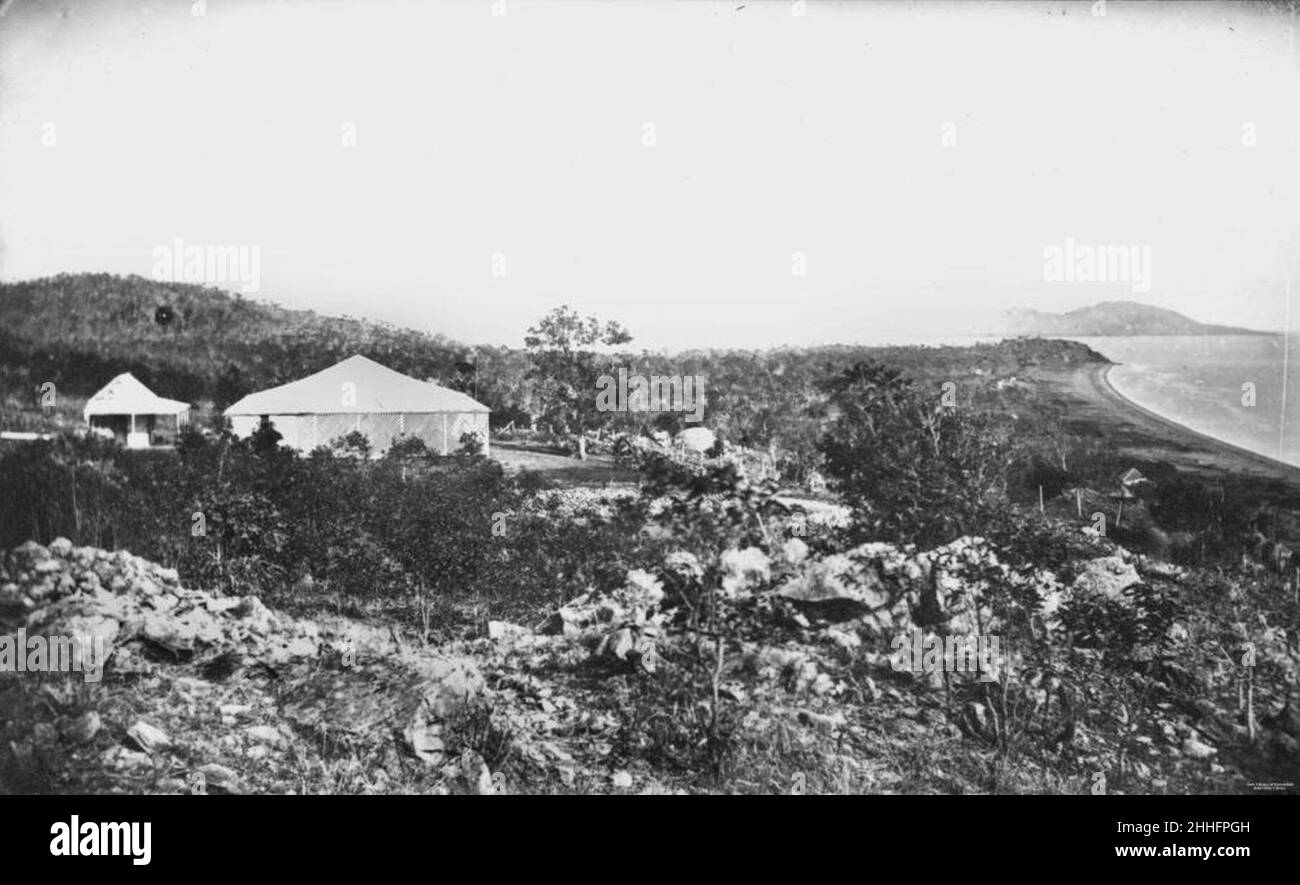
[998,301,1271,338]
[0,273,485,411]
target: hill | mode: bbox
[0,273,478,412]
[1000,301,1271,337]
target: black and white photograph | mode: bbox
[0,0,1297,856]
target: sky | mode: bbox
[1,0,1298,350]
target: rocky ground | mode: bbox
[1,530,1297,794]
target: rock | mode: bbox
[150,594,179,613]
[61,711,102,744]
[782,537,809,565]
[53,613,121,650]
[663,551,704,582]
[141,607,224,653]
[103,746,154,771]
[245,725,285,746]
[12,540,50,565]
[822,626,861,653]
[540,602,584,638]
[798,709,847,732]
[285,636,317,658]
[459,751,495,795]
[1072,556,1142,601]
[622,569,665,610]
[196,762,241,794]
[1138,557,1186,581]
[718,680,747,703]
[597,626,636,662]
[1182,737,1217,760]
[126,721,172,754]
[153,566,180,586]
[810,672,836,696]
[414,655,486,719]
[233,596,275,636]
[774,555,890,622]
[404,710,446,765]
[488,620,529,642]
[719,547,771,599]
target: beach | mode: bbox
[1035,361,1300,544]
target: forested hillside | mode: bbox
[0,274,1106,456]
[0,273,519,414]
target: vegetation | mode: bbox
[1,274,1298,795]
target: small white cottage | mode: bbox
[84,373,191,449]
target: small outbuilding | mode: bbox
[84,373,191,449]
[223,354,490,455]
[1118,468,1152,492]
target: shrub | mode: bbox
[818,361,1012,547]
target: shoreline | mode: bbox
[1043,359,1300,503]
[1089,362,1300,483]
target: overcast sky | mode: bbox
[1,0,1298,350]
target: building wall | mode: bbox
[230,412,488,455]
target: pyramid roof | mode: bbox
[83,374,190,419]
[224,355,489,416]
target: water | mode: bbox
[1073,335,1300,468]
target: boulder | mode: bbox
[773,554,890,622]
[1072,556,1142,601]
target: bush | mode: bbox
[818,361,1012,547]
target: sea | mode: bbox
[1073,335,1300,469]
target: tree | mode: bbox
[250,416,283,455]
[524,305,631,458]
[818,361,1011,547]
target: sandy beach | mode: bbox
[1037,360,1300,525]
